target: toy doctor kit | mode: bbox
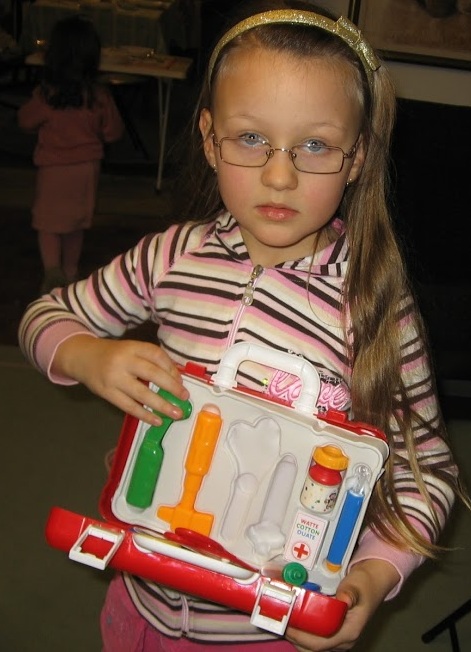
[45,342,389,637]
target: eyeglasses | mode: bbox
[212,134,358,174]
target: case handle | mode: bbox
[212,342,320,415]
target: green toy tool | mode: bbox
[126,388,192,509]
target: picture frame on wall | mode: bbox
[348,0,471,70]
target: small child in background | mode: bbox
[18,15,124,294]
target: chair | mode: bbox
[422,598,471,651]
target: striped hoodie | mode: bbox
[19,212,455,641]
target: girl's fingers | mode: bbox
[131,379,190,422]
[108,372,189,424]
[127,359,190,406]
[120,343,190,401]
[134,341,182,378]
[74,339,191,421]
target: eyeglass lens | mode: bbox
[217,137,350,174]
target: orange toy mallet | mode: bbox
[157,404,222,536]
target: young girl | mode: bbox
[18,1,468,650]
[18,15,123,295]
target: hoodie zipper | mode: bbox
[241,264,264,306]
[227,265,264,347]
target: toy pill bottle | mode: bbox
[300,445,348,513]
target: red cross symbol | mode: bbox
[293,542,310,560]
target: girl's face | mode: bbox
[200,46,365,267]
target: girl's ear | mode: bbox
[199,108,216,169]
[347,136,366,183]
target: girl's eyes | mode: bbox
[302,139,328,154]
[238,133,268,147]
[236,134,330,152]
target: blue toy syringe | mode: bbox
[324,464,371,573]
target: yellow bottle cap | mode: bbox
[313,445,348,471]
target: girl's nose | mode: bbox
[261,149,298,190]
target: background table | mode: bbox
[25,48,193,190]
[20,0,188,53]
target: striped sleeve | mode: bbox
[18,223,207,377]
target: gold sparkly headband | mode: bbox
[208,9,380,88]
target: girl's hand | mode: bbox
[52,335,190,425]
[286,559,400,651]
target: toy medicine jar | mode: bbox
[301,445,349,514]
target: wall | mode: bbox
[386,61,471,106]
[319,0,471,107]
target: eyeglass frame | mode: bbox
[211,133,360,175]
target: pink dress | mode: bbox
[18,85,124,233]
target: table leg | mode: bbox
[110,83,149,160]
[155,77,173,192]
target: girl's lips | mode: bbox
[257,204,298,221]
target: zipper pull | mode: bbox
[242,265,264,306]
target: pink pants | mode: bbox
[101,574,296,651]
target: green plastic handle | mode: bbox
[126,389,192,509]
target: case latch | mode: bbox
[69,524,125,570]
[250,579,300,635]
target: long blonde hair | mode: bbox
[178,0,468,557]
